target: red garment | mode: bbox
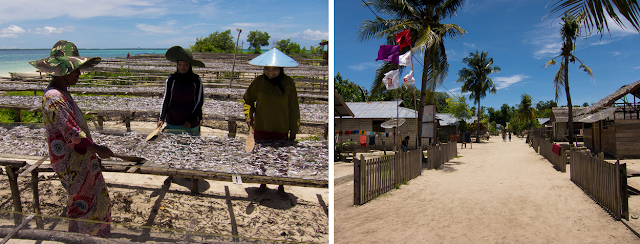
[396,29,411,49]
[254,130,288,141]
[359,135,367,146]
[552,144,561,156]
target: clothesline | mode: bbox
[334,130,395,137]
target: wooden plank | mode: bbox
[18,156,48,177]
[353,156,361,205]
[0,214,35,244]
[0,159,26,168]
[31,170,43,229]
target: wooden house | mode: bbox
[550,107,587,142]
[576,80,640,158]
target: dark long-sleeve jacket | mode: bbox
[159,73,204,126]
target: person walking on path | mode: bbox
[244,48,300,200]
[508,131,511,142]
[31,40,114,237]
[157,46,205,136]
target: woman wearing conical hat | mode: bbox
[157,46,205,136]
[243,48,300,200]
[31,40,114,237]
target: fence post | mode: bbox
[619,160,629,220]
[353,155,362,205]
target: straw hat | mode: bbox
[28,40,101,76]
[249,48,298,67]
[165,46,205,67]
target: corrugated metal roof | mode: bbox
[344,101,417,119]
[436,113,477,126]
[538,118,550,125]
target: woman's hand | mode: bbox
[246,118,254,128]
[89,144,114,159]
[156,120,164,128]
[183,121,191,129]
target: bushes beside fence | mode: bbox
[570,150,629,220]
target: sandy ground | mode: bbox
[0,122,328,243]
[334,136,640,243]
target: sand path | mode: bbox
[335,136,638,243]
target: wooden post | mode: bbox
[619,161,629,220]
[124,117,131,132]
[31,170,43,229]
[227,121,237,138]
[97,116,104,130]
[15,109,22,123]
[5,166,23,226]
[191,178,199,195]
[353,155,362,205]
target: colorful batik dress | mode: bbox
[42,87,112,237]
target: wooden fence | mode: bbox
[426,142,458,170]
[570,150,629,220]
[353,149,422,205]
[534,138,568,172]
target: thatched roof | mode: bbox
[550,107,588,123]
[575,80,640,117]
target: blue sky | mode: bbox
[335,0,640,111]
[0,0,328,49]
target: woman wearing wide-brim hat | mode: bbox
[31,40,114,237]
[243,47,300,200]
[157,46,205,136]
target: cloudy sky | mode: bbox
[335,0,640,110]
[0,0,328,49]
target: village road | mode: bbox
[334,136,639,243]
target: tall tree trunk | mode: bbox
[417,48,431,146]
[476,99,481,142]
[564,54,574,147]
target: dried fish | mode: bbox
[0,126,328,181]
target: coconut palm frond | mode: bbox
[543,58,560,69]
[547,0,640,35]
[553,61,567,101]
[571,54,596,81]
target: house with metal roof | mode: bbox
[334,100,425,151]
[550,107,587,142]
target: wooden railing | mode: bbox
[535,138,568,172]
[570,150,629,220]
[353,149,422,205]
[426,142,458,170]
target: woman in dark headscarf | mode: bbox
[157,46,205,136]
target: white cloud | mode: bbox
[463,43,477,49]
[0,0,167,21]
[494,74,529,90]
[2,25,26,34]
[611,51,621,56]
[1,25,26,38]
[33,26,74,35]
[233,22,269,28]
[348,62,378,71]
[299,29,328,40]
[523,21,563,59]
[136,20,178,35]
[634,66,640,70]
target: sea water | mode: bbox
[0,49,168,77]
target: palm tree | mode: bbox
[457,50,501,142]
[358,0,466,146]
[544,13,595,146]
[547,0,640,35]
[518,93,537,130]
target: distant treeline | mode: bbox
[190,29,326,55]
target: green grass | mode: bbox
[5,91,43,96]
[0,109,43,123]
[297,133,325,141]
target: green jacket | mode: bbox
[243,75,300,136]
